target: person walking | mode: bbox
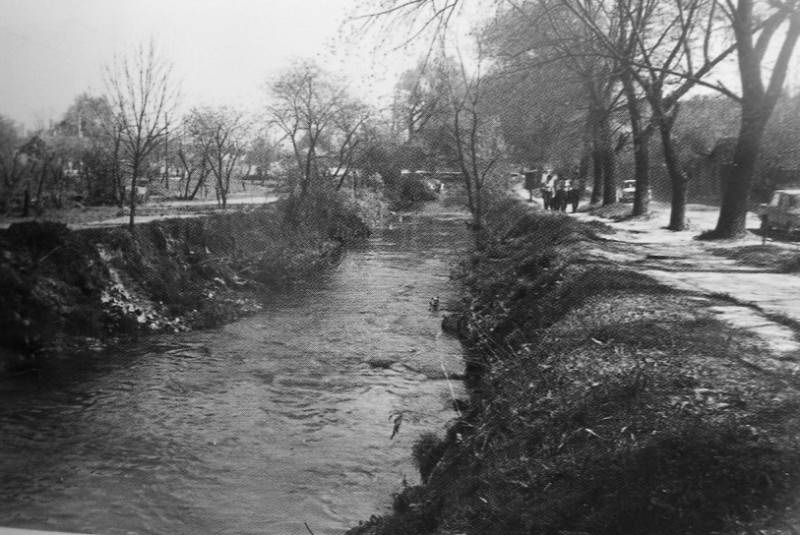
[523,170,538,202]
[568,180,581,212]
[541,179,553,210]
[553,178,567,212]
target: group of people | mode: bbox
[524,170,582,213]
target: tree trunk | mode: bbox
[597,111,616,206]
[22,187,30,217]
[622,73,650,216]
[452,110,475,214]
[591,147,604,205]
[710,5,800,238]
[578,149,590,186]
[129,160,138,231]
[631,129,651,216]
[668,171,688,231]
[221,172,228,209]
[601,145,616,206]
[713,112,768,237]
[474,182,483,230]
[35,162,48,207]
[190,172,205,200]
[658,115,688,231]
[589,110,604,205]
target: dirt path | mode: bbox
[574,202,800,368]
[0,192,280,230]
[513,183,800,369]
[77,194,280,229]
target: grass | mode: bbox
[712,244,800,272]
[347,195,800,535]
[587,202,634,220]
[0,185,277,228]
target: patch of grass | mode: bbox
[762,310,800,334]
[711,244,800,272]
[590,202,633,220]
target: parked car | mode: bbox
[759,189,800,232]
[620,179,651,203]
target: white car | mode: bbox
[620,179,651,203]
[621,180,636,202]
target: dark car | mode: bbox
[759,189,800,232]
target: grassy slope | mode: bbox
[350,197,800,535]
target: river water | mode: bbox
[0,208,471,535]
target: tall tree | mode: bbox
[268,60,368,221]
[563,0,736,229]
[711,0,800,237]
[105,41,178,230]
[485,0,623,205]
[447,51,505,230]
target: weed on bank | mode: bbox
[349,198,800,535]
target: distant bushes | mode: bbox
[386,173,438,210]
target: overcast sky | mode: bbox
[0,0,419,128]
[2,0,797,130]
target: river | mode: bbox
[0,207,471,535]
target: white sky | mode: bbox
[1,0,797,130]
[0,0,428,128]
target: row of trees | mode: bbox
[3,1,799,237]
[0,46,394,230]
[0,43,256,228]
[370,0,800,237]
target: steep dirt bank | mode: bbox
[0,202,369,373]
[349,198,800,535]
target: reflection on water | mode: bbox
[0,210,471,535]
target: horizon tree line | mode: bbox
[2,1,800,238]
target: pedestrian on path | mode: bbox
[524,170,538,202]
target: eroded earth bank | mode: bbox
[0,202,368,373]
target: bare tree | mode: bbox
[176,128,211,200]
[559,0,737,228]
[268,61,369,220]
[445,50,504,229]
[327,101,370,192]
[710,0,800,238]
[187,107,248,209]
[105,41,178,230]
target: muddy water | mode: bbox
[0,209,471,535]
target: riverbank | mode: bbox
[349,197,800,535]
[0,199,370,373]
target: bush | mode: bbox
[389,174,437,210]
